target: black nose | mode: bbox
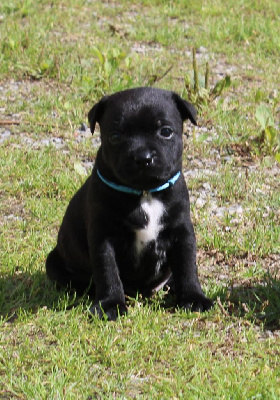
[134,150,154,167]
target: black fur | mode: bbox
[46,87,213,320]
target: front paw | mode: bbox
[90,300,128,321]
[179,294,213,312]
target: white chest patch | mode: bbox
[134,194,165,256]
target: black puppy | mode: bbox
[46,87,213,320]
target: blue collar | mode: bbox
[97,169,181,196]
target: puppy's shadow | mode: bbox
[0,268,86,322]
[217,274,280,330]
[2,269,278,328]
[0,269,188,321]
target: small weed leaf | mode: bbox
[255,104,274,130]
[265,126,277,148]
[185,48,231,108]
[8,38,16,50]
[39,60,53,74]
[254,103,279,159]
[63,101,71,111]
[196,133,210,143]
[275,153,280,163]
[74,162,87,177]
[210,75,231,99]
[15,58,58,80]
[92,47,105,65]
[84,47,133,95]
[255,89,267,103]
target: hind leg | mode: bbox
[46,247,94,296]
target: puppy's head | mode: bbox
[88,87,197,190]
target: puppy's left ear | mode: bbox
[88,95,108,133]
[172,93,197,126]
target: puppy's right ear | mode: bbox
[88,96,108,134]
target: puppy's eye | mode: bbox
[109,132,122,144]
[159,127,173,139]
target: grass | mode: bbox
[2,307,279,399]
[0,0,280,398]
